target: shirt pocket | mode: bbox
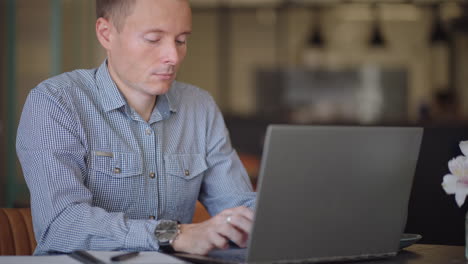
[164,154,208,181]
[87,151,143,213]
[89,151,142,178]
[164,154,208,222]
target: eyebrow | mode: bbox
[143,29,192,36]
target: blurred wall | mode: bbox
[455,34,468,117]
[177,11,220,103]
[9,2,467,122]
[62,0,104,73]
[16,0,51,112]
[179,4,467,120]
[1,0,6,207]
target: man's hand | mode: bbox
[171,206,254,255]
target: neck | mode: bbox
[131,96,156,122]
[107,61,156,122]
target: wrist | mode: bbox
[154,220,180,253]
[171,224,189,252]
[169,224,181,245]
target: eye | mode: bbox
[144,33,162,44]
[176,35,189,46]
[145,38,160,44]
[176,39,187,46]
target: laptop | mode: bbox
[174,125,423,264]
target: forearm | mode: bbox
[33,203,159,254]
[201,149,257,215]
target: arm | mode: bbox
[16,87,159,255]
[173,95,257,255]
[200,95,256,213]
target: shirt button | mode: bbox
[149,172,156,179]
[145,128,152,135]
[149,215,156,220]
[113,168,121,174]
[184,170,190,176]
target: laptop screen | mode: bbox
[248,125,422,263]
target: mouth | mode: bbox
[152,72,175,80]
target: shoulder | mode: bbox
[33,68,97,98]
[24,68,99,120]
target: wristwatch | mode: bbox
[154,220,180,253]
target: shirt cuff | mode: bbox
[124,219,159,250]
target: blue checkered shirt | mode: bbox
[16,60,256,255]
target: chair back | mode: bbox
[193,201,210,223]
[0,208,36,255]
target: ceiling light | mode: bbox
[430,4,449,44]
[307,6,325,48]
[369,4,386,48]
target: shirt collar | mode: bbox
[165,82,178,113]
[95,60,127,112]
[95,60,179,114]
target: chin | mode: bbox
[147,84,172,96]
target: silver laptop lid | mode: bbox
[247,125,423,263]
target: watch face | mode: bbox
[155,220,178,243]
[156,231,177,242]
[156,220,178,231]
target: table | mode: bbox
[0,244,464,263]
[0,250,185,264]
[175,244,466,264]
[354,244,465,264]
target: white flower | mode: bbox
[442,141,468,207]
[460,141,468,157]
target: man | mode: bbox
[16,0,256,256]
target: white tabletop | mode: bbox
[0,251,187,264]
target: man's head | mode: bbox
[95,0,192,103]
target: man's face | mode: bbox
[106,0,192,98]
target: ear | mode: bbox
[96,17,113,51]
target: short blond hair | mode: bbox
[96,0,136,32]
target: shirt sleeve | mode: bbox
[16,86,160,255]
[198,95,257,216]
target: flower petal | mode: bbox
[442,174,458,194]
[455,187,468,207]
[448,156,468,177]
[460,141,468,156]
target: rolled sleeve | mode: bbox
[198,96,256,216]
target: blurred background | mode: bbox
[1,0,468,245]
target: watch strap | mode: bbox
[159,241,176,254]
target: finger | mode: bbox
[210,231,229,250]
[217,224,247,248]
[224,214,254,236]
[237,206,255,221]
[237,231,249,248]
[223,206,255,222]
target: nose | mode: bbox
[161,41,180,66]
